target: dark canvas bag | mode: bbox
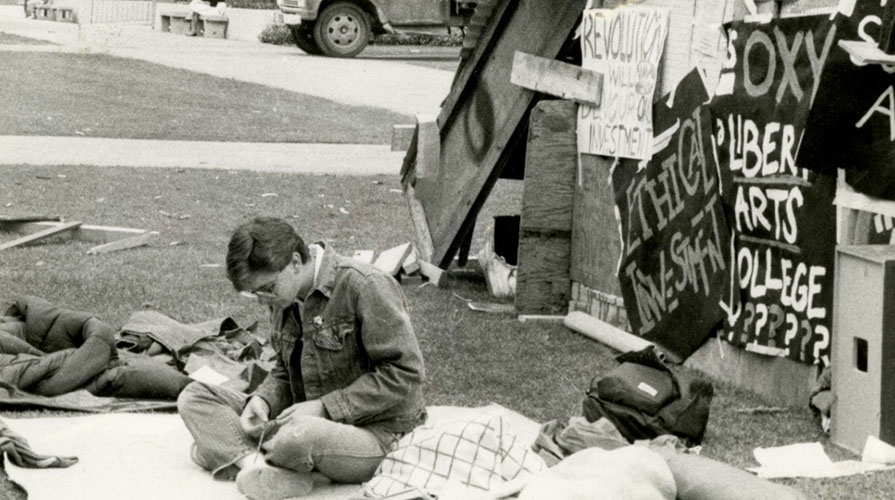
[582,347,713,446]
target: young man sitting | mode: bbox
[178,217,426,500]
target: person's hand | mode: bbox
[240,396,271,438]
[276,399,327,423]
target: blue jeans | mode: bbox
[177,382,398,482]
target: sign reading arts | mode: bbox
[578,6,669,160]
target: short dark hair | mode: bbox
[226,217,310,291]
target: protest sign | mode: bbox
[612,69,731,363]
[799,0,895,201]
[710,16,837,366]
[578,6,669,160]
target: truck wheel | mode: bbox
[313,2,371,58]
[290,24,322,55]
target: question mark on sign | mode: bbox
[767,305,784,348]
[754,303,769,340]
[741,302,756,344]
[813,325,830,362]
[799,320,813,362]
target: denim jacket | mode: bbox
[254,248,426,433]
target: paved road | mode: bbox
[0,6,454,174]
[0,6,455,116]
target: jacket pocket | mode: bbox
[311,319,353,351]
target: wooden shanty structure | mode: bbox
[402,0,895,408]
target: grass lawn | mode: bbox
[0,165,892,499]
[0,32,49,45]
[0,52,409,143]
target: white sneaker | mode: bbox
[235,463,314,500]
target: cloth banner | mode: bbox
[709,15,837,365]
[612,68,731,363]
[799,0,895,201]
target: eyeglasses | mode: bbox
[240,280,277,301]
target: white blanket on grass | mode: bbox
[5,404,539,500]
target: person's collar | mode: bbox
[308,243,338,299]
[311,243,324,285]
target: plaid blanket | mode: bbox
[364,412,546,498]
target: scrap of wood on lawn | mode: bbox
[352,250,375,264]
[0,220,158,254]
[373,243,413,276]
[0,221,82,251]
[418,260,445,287]
[87,231,159,255]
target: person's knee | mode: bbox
[264,416,330,470]
[177,381,213,415]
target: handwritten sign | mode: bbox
[799,0,895,201]
[578,6,669,160]
[612,69,731,363]
[709,16,837,366]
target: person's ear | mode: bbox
[290,252,303,270]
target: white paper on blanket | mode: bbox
[189,365,229,385]
[748,442,894,479]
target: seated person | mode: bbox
[186,0,226,36]
[0,296,190,399]
[178,217,426,500]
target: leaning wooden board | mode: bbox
[402,0,591,268]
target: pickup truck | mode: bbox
[277,0,479,57]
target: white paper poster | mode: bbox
[577,6,670,160]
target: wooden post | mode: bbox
[515,100,579,315]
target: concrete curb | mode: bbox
[0,136,405,175]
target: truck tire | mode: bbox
[313,2,371,58]
[290,24,322,55]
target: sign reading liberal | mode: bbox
[578,6,669,160]
[612,69,731,363]
[709,16,837,366]
[799,0,895,201]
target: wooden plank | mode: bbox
[1,221,149,244]
[514,100,578,315]
[404,184,435,264]
[520,100,578,232]
[468,302,516,314]
[449,0,512,108]
[391,124,415,152]
[838,40,895,65]
[86,231,158,255]
[352,250,375,264]
[518,314,565,323]
[570,153,622,295]
[408,0,590,268]
[418,260,445,286]
[0,221,82,251]
[415,114,440,179]
[373,243,413,276]
[402,245,420,274]
[510,51,603,106]
[515,230,571,315]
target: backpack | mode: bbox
[582,346,714,446]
